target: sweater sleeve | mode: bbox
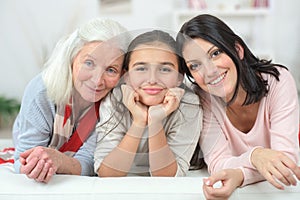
[167,90,202,177]
[13,74,55,173]
[267,68,299,162]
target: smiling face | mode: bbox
[182,38,239,102]
[72,41,124,104]
[127,43,180,106]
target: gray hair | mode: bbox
[42,18,127,104]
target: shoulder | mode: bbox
[99,87,126,123]
[180,84,201,105]
[22,74,51,106]
[263,66,297,93]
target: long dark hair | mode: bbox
[176,14,287,105]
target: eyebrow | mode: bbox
[185,45,216,64]
[84,54,97,61]
[132,62,175,67]
[207,45,216,54]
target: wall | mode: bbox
[0,0,299,100]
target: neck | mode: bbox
[72,90,93,120]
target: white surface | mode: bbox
[1,139,300,199]
[0,163,300,199]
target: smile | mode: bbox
[209,71,227,85]
[143,88,163,95]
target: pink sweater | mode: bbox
[197,67,299,186]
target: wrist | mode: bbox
[250,146,264,167]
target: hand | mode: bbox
[203,169,243,200]
[148,87,184,124]
[19,146,62,183]
[251,147,300,189]
[121,84,148,127]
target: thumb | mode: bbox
[20,148,34,159]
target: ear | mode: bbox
[235,42,244,60]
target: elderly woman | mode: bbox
[13,18,127,183]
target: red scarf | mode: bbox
[50,101,100,155]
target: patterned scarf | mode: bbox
[50,100,100,156]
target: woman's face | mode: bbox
[72,41,124,103]
[182,38,238,101]
[127,43,181,106]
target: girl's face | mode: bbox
[127,43,181,106]
[72,41,124,104]
[182,38,240,102]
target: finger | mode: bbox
[35,162,50,182]
[27,159,45,180]
[281,157,300,182]
[293,166,300,180]
[43,167,55,183]
[274,162,297,186]
[19,156,26,165]
[203,183,226,200]
[20,148,34,159]
[20,157,39,175]
[264,171,285,190]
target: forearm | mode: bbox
[98,123,144,177]
[148,122,177,176]
[56,152,82,175]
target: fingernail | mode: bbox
[205,179,211,185]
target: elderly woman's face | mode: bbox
[72,41,124,103]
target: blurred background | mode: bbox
[0,0,299,102]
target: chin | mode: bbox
[141,98,164,106]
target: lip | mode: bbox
[86,84,104,93]
[142,87,164,95]
[208,71,227,86]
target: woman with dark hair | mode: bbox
[177,14,300,199]
[94,30,202,177]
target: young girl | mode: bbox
[177,14,300,199]
[94,30,202,177]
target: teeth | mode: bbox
[210,72,226,85]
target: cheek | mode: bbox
[104,76,121,88]
[192,72,205,87]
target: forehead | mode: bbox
[130,44,178,63]
[79,41,124,60]
[182,38,214,61]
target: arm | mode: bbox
[95,86,148,177]
[199,92,265,186]
[250,68,300,189]
[148,88,201,176]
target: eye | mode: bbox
[84,60,95,68]
[134,65,148,72]
[105,66,119,77]
[210,49,223,59]
[188,63,202,71]
[159,66,172,73]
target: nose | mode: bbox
[148,68,158,84]
[92,68,105,86]
[203,61,218,78]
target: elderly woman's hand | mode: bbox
[19,146,61,183]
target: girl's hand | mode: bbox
[121,84,148,127]
[148,87,184,124]
[203,168,244,200]
[251,147,300,189]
